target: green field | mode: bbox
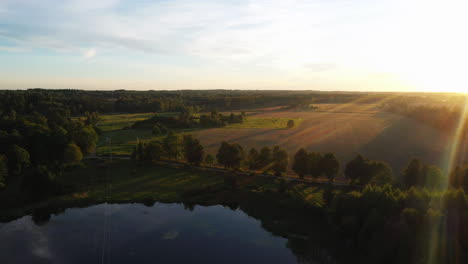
[225,117,302,129]
[95,113,302,156]
[98,113,154,131]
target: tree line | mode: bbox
[0,89,371,116]
[131,134,468,191]
[131,110,246,133]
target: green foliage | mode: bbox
[63,143,83,163]
[403,158,446,189]
[307,152,322,177]
[292,148,308,178]
[216,141,244,169]
[345,154,394,185]
[144,141,164,162]
[258,146,273,169]
[423,165,444,189]
[246,147,260,170]
[403,158,424,188]
[84,111,100,127]
[163,131,181,160]
[204,154,215,165]
[71,126,98,154]
[320,153,339,181]
[131,140,163,162]
[369,162,394,186]
[7,144,30,176]
[0,154,7,188]
[183,134,204,165]
[449,165,468,191]
[272,146,288,176]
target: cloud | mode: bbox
[2,0,466,91]
[0,0,368,66]
[83,48,96,59]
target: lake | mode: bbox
[0,202,306,264]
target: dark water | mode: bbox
[0,203,302,264]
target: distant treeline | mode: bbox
[0,89,377,115]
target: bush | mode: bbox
[63,143,83,163]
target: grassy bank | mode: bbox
[0,159,331,222]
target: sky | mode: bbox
[0,0,467,92]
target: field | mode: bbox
[193,104,453,177]
[95,113,302,156]
[96,103,454,178]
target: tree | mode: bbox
[403,158,424,188]
[287,120,295,128]
[163,131,181,160]
[7,144,30,176]
[423,165,444,190]
[246,148,260,170]
[346,154,394,185]
[204,154,215,165]
[72,126,98,154]
[143,141,163,162]
[183,134,204,165]
[369,161,394,186]
[345,155,367,183]
[258,146,273,168]
[292,148,308,178]
[449,165,463,189]
[307,152,322,178]
[216,141,244,169]
[272,146,288,176]
[0,155,7,188]
[321,153,339,181]
[84,111,100,127]
[63,143,83,163]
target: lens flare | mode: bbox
[428,95,468,264]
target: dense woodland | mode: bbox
[0,89,376,115]
[1,89,468,263]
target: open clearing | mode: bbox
[96,103,454,177]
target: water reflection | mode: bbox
[1,203,314,264]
